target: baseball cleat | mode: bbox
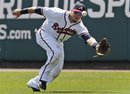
[27,79,40,92]
[39,81,47,90]
[28,86,40,92]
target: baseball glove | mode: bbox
[96,38,111,57]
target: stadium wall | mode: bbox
[0,0,130,67]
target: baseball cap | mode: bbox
[72,2,87,16]
[73,2,86,12]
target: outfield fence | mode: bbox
[0,0,130,65]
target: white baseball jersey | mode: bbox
[28,7,91,88]
[40,7,89,42]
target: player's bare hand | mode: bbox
[12,9,22,18]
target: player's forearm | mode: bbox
[20,7,43,15]
[80,33,98,48]
[86,37,98,48]
[20,7,36,14]
[12,7,43,18]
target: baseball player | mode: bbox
[12,2,110,92]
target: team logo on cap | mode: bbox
[78,7,83,11]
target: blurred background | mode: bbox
[0,0,130,69]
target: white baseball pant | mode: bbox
[28,29,64,86]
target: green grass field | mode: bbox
[0,69,130,94]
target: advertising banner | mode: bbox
[0,0,130,61]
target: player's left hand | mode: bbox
[95,38,111,57]
[12,9,22,18]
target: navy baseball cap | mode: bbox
[73,2,86,12]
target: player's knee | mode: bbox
[36,37,41,45]
[53,50,62,59]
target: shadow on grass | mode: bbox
[43,91,117,93]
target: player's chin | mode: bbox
[72,18,80,23]
[74,16,82,22]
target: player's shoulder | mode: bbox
[44,7,66,13]
[42,7,67,18]
[53,7,65,11]
[76,20,88,30]
[52,7,67,15]
[76,20,85,27]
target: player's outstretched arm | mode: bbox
[80,33,109,57]
[80,33,98,48]
[12,7,43,18]
[80,33,111,57]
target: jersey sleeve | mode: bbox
[40,7,65,19]
[76,21,90,35]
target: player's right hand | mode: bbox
[12,9,22,18]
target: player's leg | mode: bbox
[47,45,64,84]
[37,32,63,78]
[27,29,60,91]
[38,40,64,89]
[37,55,64,90]
[35,29,64,90]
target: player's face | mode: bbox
[70,10,82,23]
